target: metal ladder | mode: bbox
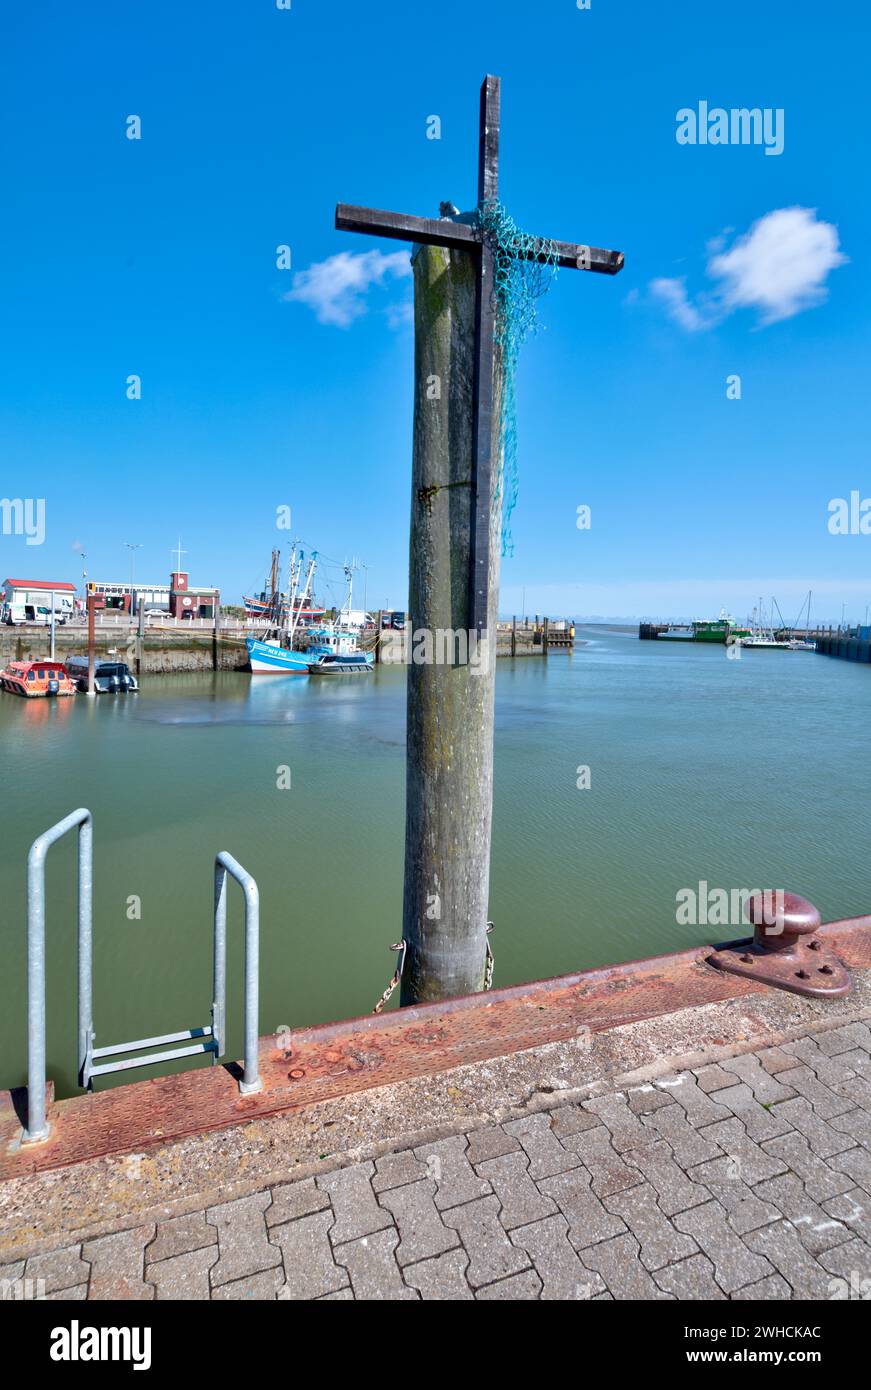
[23,809,262,1144]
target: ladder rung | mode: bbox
[89,1040,217,1078]
[92,1026,213,1059]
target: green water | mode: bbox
[2,628,870,1097]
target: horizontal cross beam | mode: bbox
[335,204,624,275]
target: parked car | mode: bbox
[391,611,406,631]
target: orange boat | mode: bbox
[0,659,77,697]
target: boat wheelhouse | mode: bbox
[0,660,77,697]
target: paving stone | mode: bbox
[625,1139,709,1217]
[719,1053,796,1104]
[832,1145,871,1191]
[581,1092,653,1152]
[687,1156,781,1236]
[334,1228,418,1300]
[317,1162,393,1243]
[538,1166,627,1249]
[377,1180,458,1266]
[822,1187,871,1243]
[560,1125,640,1196]
[641,1104,724,1168]
[42,1284,88,1301]
[548,1103,601,1138]
[694,1118,788,1186]
[25,1244,90,1295]
[0,1260,25,1283]
[762,1132,855,1202]
[81,1225,155,1301]
[655,1071,733,1126]
[776,1065,854,1119]
[813,1022,871,1057]
[441,1195,530,1288]
[626,1084,673,1116]
[504,1113,582,1179]
[147,1211,218,1262]
[704,1083,791,1142]
[744,1219,835,1298]
[317,1288,354,1300]
[729,1274,792,1300]
[673,1201,774,1294]
[653,1253,726,1300]
[511,1214,605,1300]
[147,1246,218,1300]
[476,1269,542,1300]
[818,1236,871,1295]
[269,1209,348,1299]
[578,1232,672,1300]
[604,1181,699,1270]
[835,1074,871,1111]
[266,1177,331,1225]
[214,1268,284,1300]
[754,1172,851,1256]
[755,1046,801,1074]
[693,1064,737,1093]
[413,1135,491,1210]
[476,1152,557,1230]
[403,1249,473,1300]
[837,1047,871,1080]
[465,1125,522,1164]
[782,1036,860,1087]
[770,1098,854,1158]
[206,1193,281,1288]
[828,1106,871,1148]
[371,1150,428,1192]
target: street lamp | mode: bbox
[124,542,143,586]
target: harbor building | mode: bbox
[1,577,77,624]
[87,569,220,618]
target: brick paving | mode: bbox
[3,1020,871,1301]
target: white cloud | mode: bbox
[649,277,708,332]
[650,207,847,331]
[284,249,412,328]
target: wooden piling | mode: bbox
[86,594,96,696]
[401,243,501,1005]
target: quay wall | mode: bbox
[1,621,574,675]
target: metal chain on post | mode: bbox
[484,921,495,991]
[373,940,407,1014]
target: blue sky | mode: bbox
[1,0,868,622]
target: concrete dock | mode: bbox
[2,915,871,1300]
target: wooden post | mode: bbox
[400,243,501,1005]
[213,605,221,671]
[511,615,516,658]
[135,598,145,676]
[543,615,549,655]
[86,594,96,696]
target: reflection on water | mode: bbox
[1,633,870,1097]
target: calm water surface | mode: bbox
[2,628,870,1095]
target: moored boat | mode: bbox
[65,656,139,692]
[0,659,77,697]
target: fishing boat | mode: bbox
[0,659,77,697]
[246,545,321,674]
[307,628,374,674]
[244,548,325,623]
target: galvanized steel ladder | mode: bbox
[23,808,262,1144]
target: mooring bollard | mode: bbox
[708,891,852,999]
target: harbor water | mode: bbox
[2,626,870,1097]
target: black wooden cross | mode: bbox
[336,75,623,635]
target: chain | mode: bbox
[373,940,407,1014]
[484,921,495,991]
